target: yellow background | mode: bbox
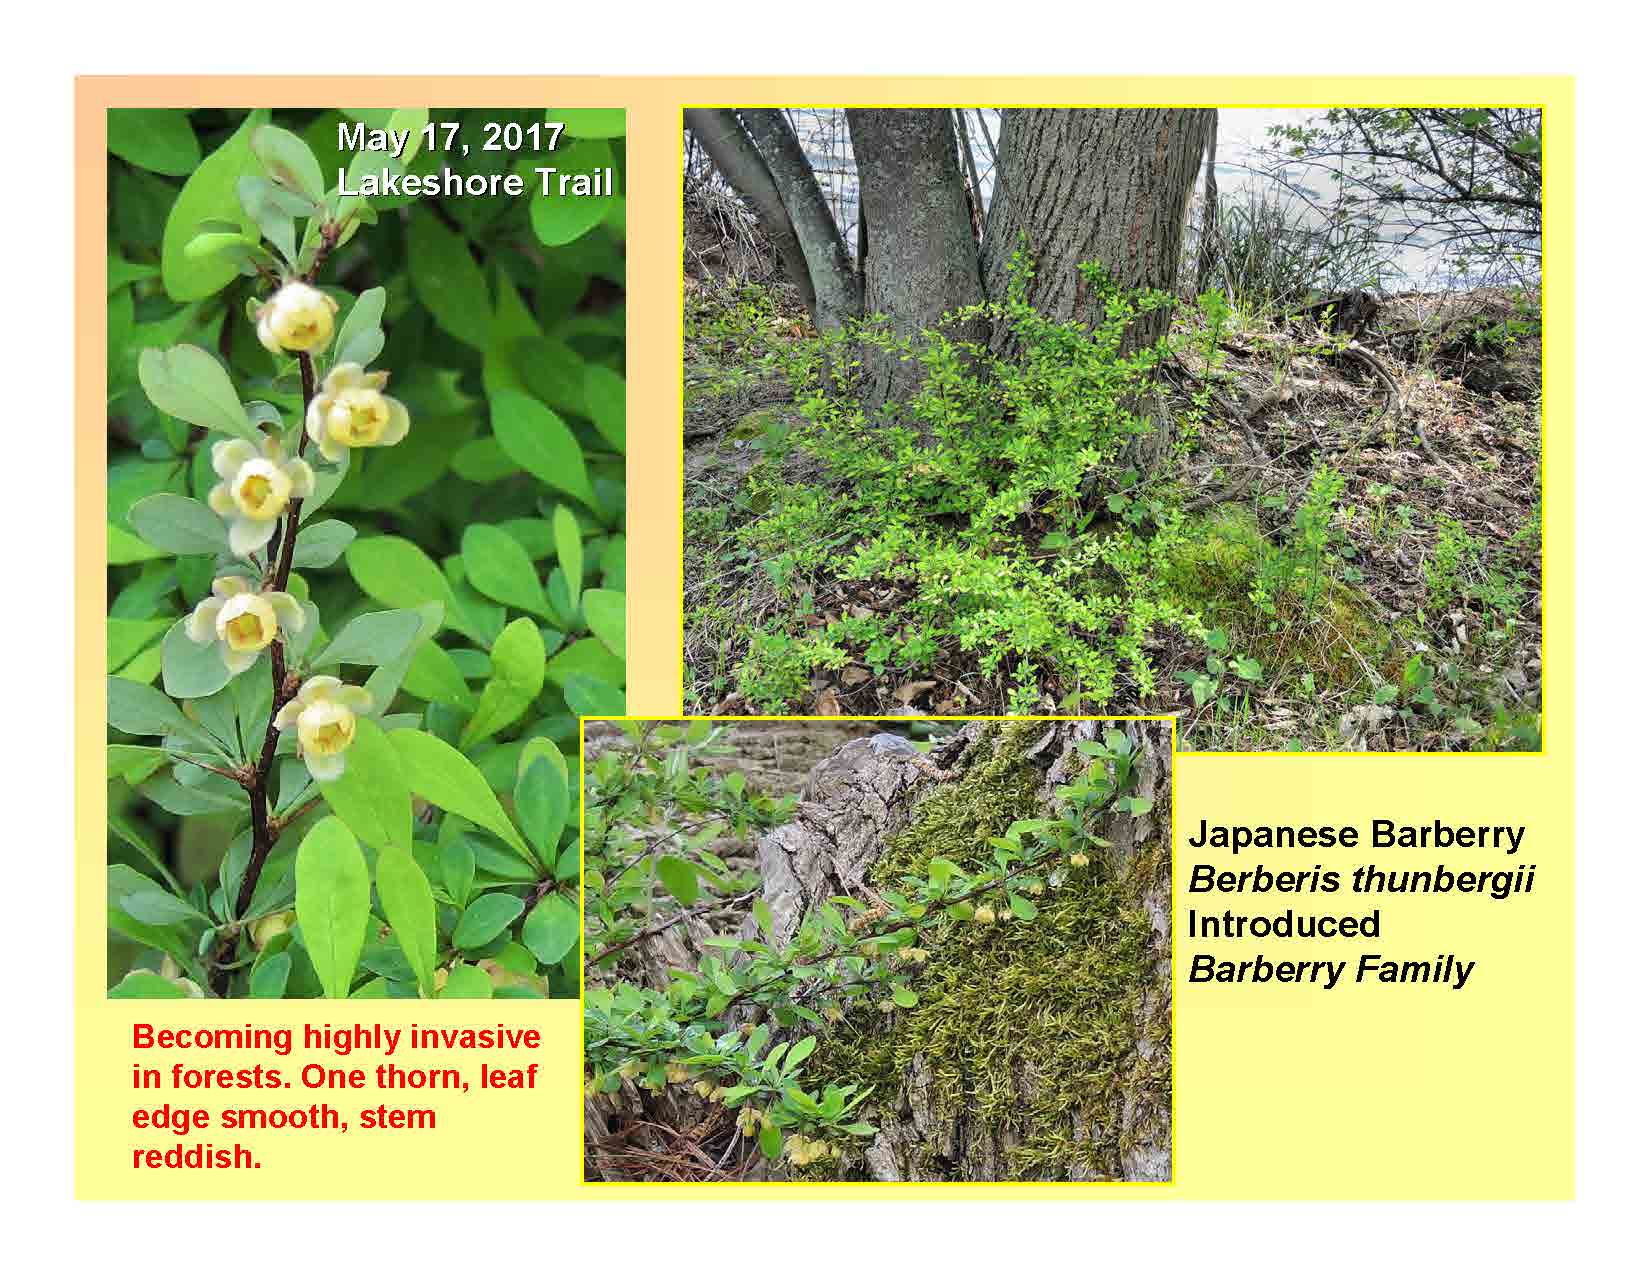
[76,76,1572,1199]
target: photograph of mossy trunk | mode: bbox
[683,107,1542,751]
[106,106,626,998]
[583,718,1171,1182]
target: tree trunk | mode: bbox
[846,108,986,408]
[1195,110,1221,294]
[738,109,862,332]
[586,721,1173,1183]
[684,108,819,323]
[982,108,1211,473]
[983,108,1209,351]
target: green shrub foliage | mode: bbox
[106,107,626,998]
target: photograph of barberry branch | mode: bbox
[682,107,1541,751]
[584,717,1171,1182]
[106,106,627,998]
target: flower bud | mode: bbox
[273,675,373,782]
[974,905,996,925]
[305,363,411,464]
[250,910,296,950]
[256,281,337,355]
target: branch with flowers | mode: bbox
[107,108,627,1000]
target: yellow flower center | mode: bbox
[327,389,389,446]
[225,612,267,648]
[234,462,292,520]
[299,700,357,758]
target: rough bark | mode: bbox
[846,108,986,407]
[739,109,862,332]
[684,108,818,323]
[983,107,1210,350]
[982,108,1211,472]
[1195,110,1221,294]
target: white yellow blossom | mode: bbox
[784,1135,835,1168]
[305,362,411,464]
[273,675,372,782]
[186,576,305,673]
[207,437,315,557]
[1069,852,1090,869]
[974,905,996,925]
[256,281,337,355]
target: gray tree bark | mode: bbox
[739,109,863,332]
[684,108,819,323]
[983,108,1210,355]
[846,108,986,407]
[1195,110,1221,294]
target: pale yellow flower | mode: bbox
[974,905,996,925]
[186,576,305,673]
[305,363,411,464]
[1069,853,1090,869]
[207,437,315,557]
[273,675,372,782]
[256,281,337,355]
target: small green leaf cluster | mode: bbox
[583,726,1153,1164]
[107,108,624,997]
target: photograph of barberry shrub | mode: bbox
[683,107,1541,751]
[105,107,625,999]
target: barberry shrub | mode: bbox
[106,107,627,998]
[733,251,1203,714]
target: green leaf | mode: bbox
[387,728,533,861]
[454,893,525,948]
[346,537,472,640]
[407,208,492,348]
[515,755,568,865]
[290,519,355,569]
[521,893,579,965]
[584,365,626,452]
[376,846,438,997]
[551,108,626,139]
[318,719,411,854]
[582,588,626,661]
[489,392,595,508]
[333,287,387,369]
[107,675,197,740]
[759,1123,782,1158]
[127,492,229,556]
[161,110,267,301]
[249,952,293,999]
[295,817,370,999]
[530,139,619,245]
[753,898,774,940]
[1007,892,1038,921]
[313,608,424,670]
[655,855,700,906]
[251,124,325,205]
[159,618,231,699]
[108,109,200,175]
[138,346,254,442]
[462,524,551,618]
[564,672,625,717]
[552,505,584,610]
[890,983,918,1009]
[1233,656,1263,682]
[440,962,493,998]
[402,640,476,710]
[462,618,546,747]
[110,972,192,999]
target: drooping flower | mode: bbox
[186,576,305,673]
[256,281,338,355]
[207,437,315,557]
[1069,852,1091,869]
[273,675,373,782]
[305,363,411,464]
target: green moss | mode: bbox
[1165,503,1402,688]
[808,725,1170,1181]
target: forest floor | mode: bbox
[682,254,1543,752]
